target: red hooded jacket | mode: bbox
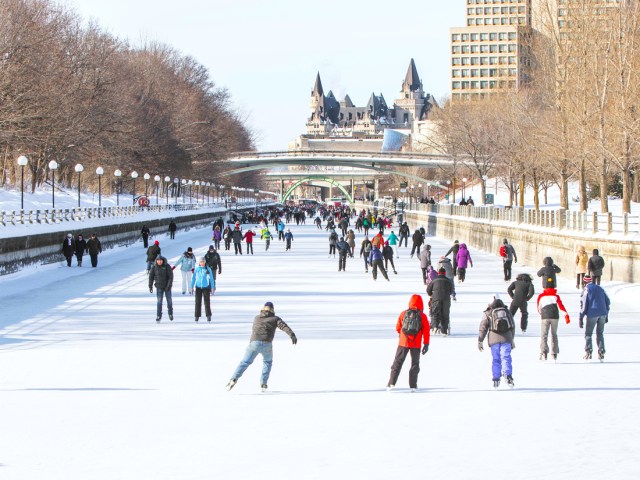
[396,294,430,348]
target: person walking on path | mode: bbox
[368,245,390,281]
[418,245,431,285]
[387,230,399,258]
[427,267,456,335]
[284,228,294,251]
[579,275,610,361]
[173,247,196,295]
[537,257,561,289]
[507,274,535,333]
[191,258,215,322]
[86,233,102,268]
[146,240,161,274]
[455,243,473,283]
[500,238,518,281]
[149,256,173,322]
[445,240,460,277]
[204,245,222,280]
[168,220,177,240]
[336,236,350,272]
[62,233,75,267]
[382,241,397,274]
[588,249,605,285]
[74,233,86,267]
[387,294,430,392]
[575,245,588,289]
[226,302,297,392]
[141,225,150,248]
[536,287,570,361]
[478,294,516,388]
[243,228,256,255]
[410,229,424,258]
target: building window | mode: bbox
[452,58,461,65]
[471,81,479,89]
[462,57,471,65]
[452,34,461,42]
[453,69,461,77]
[452,81,461,89]
[471,69,479,77]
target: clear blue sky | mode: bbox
[68,0,464,151]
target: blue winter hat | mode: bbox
[264,301,274,310]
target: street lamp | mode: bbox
[114,169,122,206]
[174,178,179,204]
[17,155,28,210]
[462,177,467,201]
[446,180,451,203]
[96,167,104,207]
[154,175,160,204]
[164,176,170,204]
[143,173,150,196]
[195,180,200,203]
[188,179,193,203]
[181,179,187,203]
[418,183,422,203]
[49,160,58,209]
[131,171,138,203]
[75,163,84,207]
[482,175,488,205]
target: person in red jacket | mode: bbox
[243,228,256,255]
[536,287,570,361]
[387,294,430,391]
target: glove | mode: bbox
[421,344,429,355]
[511,341,515,350]
[452,295,457,302]
[478,341,484,352]
[579,319,584,329]
[191,269,194,273]
[149,287,153,293]
[291,334,298,345]
[172,266,175,270]
[521,329,526,334]
[565,314,571,325]
[605,317,608,324]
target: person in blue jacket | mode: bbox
[368,245,389,281]
[579,275,611,361]
[191,257,215,322]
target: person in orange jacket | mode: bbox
[536,287,570,361]
[387,294,430,391]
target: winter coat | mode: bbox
[537,288,569,321]
[371,233,384,248]
[336,240,350,255]
[86,237,102,256]
[146,244,161,262]
[243,230,256,243]
[141,226,150,237]
[277,222,285,232]
[438,257,454,281]
[445,242,460,259]
[249,309,296,343]
[478,299,515,347]
[149,256,173,290]
[204,250,222,274]
[190,265,215,290]
[212,228,222,241]
[502,243,517,263]
[456,244,473,269]
[418,247,431,268]
[427,273,455,301]
[261,229,273,241]
[588,251,605,277]
[284,231,294,241]
[368,246,383,263]
[579,284,610,320]
[382,245,394,260]
[537,257,561,289]
[174,252,196,272]
[575,250,588,274]
[395,294,430,348]
[62,237,75,257]
[399,223,410,237]
[346,231,356,248]
[74,236,87,256]
[507,274,535,307]
[426,266,438,285]
[222,227,232,240]
[360,239,372,256]
[168,221,177,233]
[329,231,339,245]
[231,229,243,244]
[411,230,424,246]
[387,232,398,246]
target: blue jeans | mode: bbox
[156,288,173,317]
[491,343,512,380]
[585,315,606,353]
[231,341,273,385]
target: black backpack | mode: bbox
[401,309,422,336]
[490,307,515,333]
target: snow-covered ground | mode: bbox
[0,219,638,479]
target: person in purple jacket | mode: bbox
[455,243,473,283]
[579,275,611,361]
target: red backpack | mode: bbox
[499,245,507,257]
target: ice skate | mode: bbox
[584,350,592,361]
[386,384,395,391]
[226,379,237,391]
[506,375,514,388]
[598,350,605,362]
[539,352,547,361]
[493,378,500,389]
[261,384,268,392]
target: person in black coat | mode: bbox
[537,257,561,289]
[587,249,605,285]
[507,273,535,332]
[62,233,75,267]
[141,225,150,248]
[382,241,397,274]
[204,245,222,280]
[398,222,410,247]
[86,233,102,268]
[74,233,87,267]
[445,240,460,276]
[426,268,456,335]
[146,241,161,273]
[336,237,350,272]
[149,255,174,322]
[410,230,424,258]
[168,220,177,239]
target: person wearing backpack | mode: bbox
[507,273,535,333]
[536,287,570,361]
[478,294,516,388]
[427,267,456,335]
[537,257,561,289]
[500,238,518,282]
[387,294,430,392]
[360,236,373,273]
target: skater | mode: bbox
[427,267,456,335]
[277,220,285,241]
[537,257,561,289]
[222,226,232,251]
[74,233,86,267]
[231,225,243,255]
[507,274,535,333]
[212,225,222,250]
[62,233,75,267]
[243,228,256,255]
[363,217,370,236]
[536,287,570,361]
[368,245,389,281]
[314,216,322,229]
[191,257,215,322]
[437,256,454,283]
[575,245,588,289]
[398,222,410,248]
[346,229,356,257]
[500,238,518,281]
[360,236,373,273]
[226,302,297,392]
[328,229,339,257]
[146,240,161,273]
[141,225,150,248]
[382,241,397,274]
[445,240,460,277]
[587,249,605,285]
[173,247,196,295]
[418,245,432,285]
[410,229,423,258]
[579,275,610,361]
[284,228,294,251]
[260,228,273,251]
[168,220,177,240]
[425,265,438,288]
[336,236,350,271]
[455,243,473,283]
[387,294,430,391]
[387,230,399,258]
[478,294,516,388]
[149,255,173,322]
[204,245,222,280]
[86,233,102,268]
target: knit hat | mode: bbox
[454,240,459,244]
[187,247,193,252]
[438,267,446,275]
[262,301,275,313]
[154,240,159,245]
[503,238,508,244]
[199,257,206,263]
[67,233,72,238]
[582,275,592,285]
[488,293,501,305]
[209,245,214,250]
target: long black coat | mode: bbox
[86,237,102,256]
[62,238,75,257]
[75,237,87,256]
[146,244,161,262]
[427,274,454,302]
[149,257,173,290]
[507,274,535,307]
[588,252,605,277]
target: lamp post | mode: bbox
[131,171,138,203]
[195,180,200,203]
[17,155,28,210]
[75,163,84,207]
[188,180,193,203]
[181,179,187,203]
[49,161,58,209]
[154,175,160,204]
[462,177,467,201]
[446,180,451,203]
[143,173,150,196]
[174,178,179,204]
[418,183,422,203]
[164,176,170,204]
[96,167,104,207]
[114,169,122,206]
[482,175,488,205]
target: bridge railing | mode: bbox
[230,149,452,161]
